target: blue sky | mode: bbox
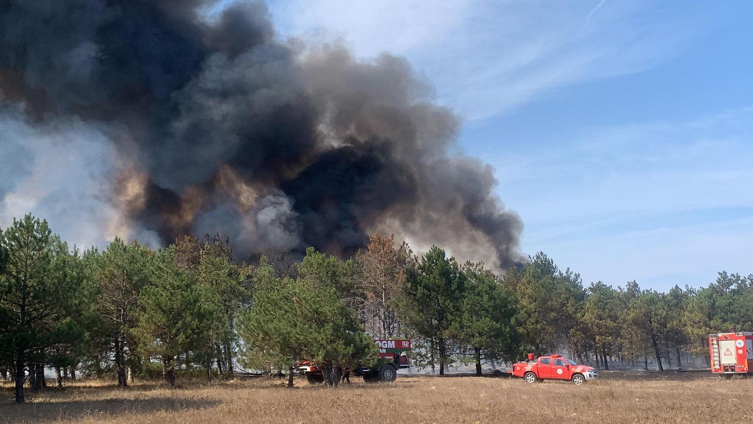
[260,0,753,290]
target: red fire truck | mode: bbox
[511,354,598,385]
[709,332,753,376]
[297,339,411,384]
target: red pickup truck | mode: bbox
[511,354,598,385]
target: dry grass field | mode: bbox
[1,372,752,424]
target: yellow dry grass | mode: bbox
[1,372,751,423]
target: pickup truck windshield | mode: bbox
[566,359,577,366]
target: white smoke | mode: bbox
[0,105,132,248]
[192,190,302,258]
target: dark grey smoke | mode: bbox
[0,0,524,269]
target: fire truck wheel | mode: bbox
[379,365,397,382]
[307,373,324,385]
[571,374,585,385]
[524,372,537,383]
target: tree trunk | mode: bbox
[115,336,127,387]
[223,341,234,377]
[163,355,176,387]
[676,347,682,369]
[38,364,46,388]
[474,347,482,376]
[28,363,35,391]
[14,351,25,403]
[429,338,436,375]
[55,365,63,388]
[438,337,446,376]
[287,366,294,388]
[643,356,648,371]
[71,366,76,381]
[215,344,224,376]
[30,363,43,391]
[93,353,102,379]
[602,349,609,370]
[651,333,664,371]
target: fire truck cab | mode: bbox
[709,332,753,376]
[511,354,598,385]
[354,339,411,382]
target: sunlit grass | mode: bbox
[1,372,750,423]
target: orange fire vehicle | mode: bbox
[709,332,753,376]
[511,354,598,385]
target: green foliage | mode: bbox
[508,252,585,355]
[95,237,154,386]
[194,236,252,376]
[132,247,219,386]
[240,265,377,387]
[297,247,359,302]
[571,282,620,361]
[402,246,465,375]
[0,214,83,402]
[454,262,519,373]
[6,212,753,389]
[239,262,377,385]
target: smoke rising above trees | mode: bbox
[0,0,523,268]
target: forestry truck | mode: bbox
[709,332,753,376]
[297,339,411,384]
[511,353,598,385]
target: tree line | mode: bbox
[1,214,750,402]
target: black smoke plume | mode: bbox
[0,0,524,269]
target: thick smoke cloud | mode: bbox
[0,0,524,269]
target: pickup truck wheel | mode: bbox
[524,372,537,383]
[379,364,397,382]
[571,374,585,385]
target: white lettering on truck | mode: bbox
[376,340,396,349]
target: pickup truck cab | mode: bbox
[512,354,597,385]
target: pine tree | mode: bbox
[455,262,518,375]
[96,238,153,387]
[402,246,465,375]
[196,236,251,379]
[240,259,376,388]
[132,247,217,387]
[579,282,619,369]
[0,215,79,403]
[508,252,584,355]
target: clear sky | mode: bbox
[260,0,753,291]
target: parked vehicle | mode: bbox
[709,332,753,377]
[297,339,411,384]
[511,354,597,385]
